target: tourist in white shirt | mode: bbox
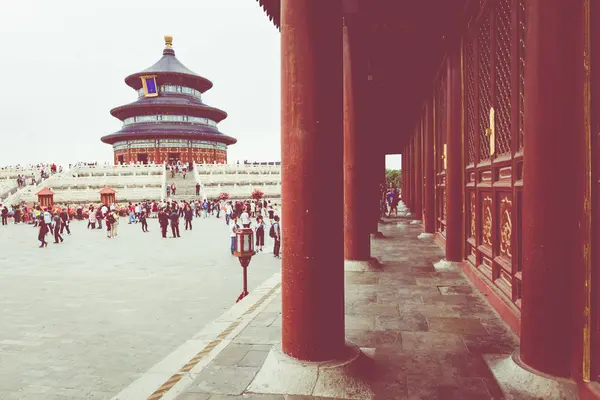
[240,208,251,228]
[225,202,233,225]
[229,214,239,255]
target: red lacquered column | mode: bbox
[405,146,409,207]
[404,149,409,205]
[343,15,371,260]
[403,149,407,204]
[445,49,464,261]
[408,142,413,210]
[280,0,345,362]
[406,138,413,210]
[414,125,423,220]
[520,0,586,378]
[401,150,405,201]
[424,102,435,233]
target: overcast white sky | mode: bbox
[0,0,400,170]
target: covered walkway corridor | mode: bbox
[239,0,599,398]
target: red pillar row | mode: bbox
[280,0,345,362]
[520,0,587,379]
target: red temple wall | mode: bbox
[409,0,599,388]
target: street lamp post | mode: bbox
[234,227,255,303]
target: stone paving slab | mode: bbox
[0,217,281,399]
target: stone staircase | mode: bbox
[166,170,200,202]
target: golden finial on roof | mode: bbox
[164,35,173,49]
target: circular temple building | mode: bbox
[101,36,236,165]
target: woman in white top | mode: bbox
[240,208,251,228]
[88,207,97,229]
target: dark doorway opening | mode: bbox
[117,155,125,164]
[137,153,149,164]
[168,152,181,164]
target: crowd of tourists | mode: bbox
[1,162,59,181]
[0,197,282,257]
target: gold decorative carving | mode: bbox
[443,143,448,170]
[470,192,476,238]
[500,197,512,258]
[489,107,495,156]
[482,196,492,246]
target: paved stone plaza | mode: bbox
[0,216,281,400]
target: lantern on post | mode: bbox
[233,227,255,302]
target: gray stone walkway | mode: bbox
[0,216,281,400]
[172,218,525,400]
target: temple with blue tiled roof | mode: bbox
[101,35,236,165]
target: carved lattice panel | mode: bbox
[478,12,492,159]
[466,39,477,164]
[518,0,526,149]
[463,3,525,314]
[494,0,513,155]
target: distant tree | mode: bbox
[386,169,402,188]
[251,188,264,200]
[219,192,230,201]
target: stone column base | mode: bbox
[248,342,374,400]
[483,351,578,400]
[370,231,385,239]
[344,257,382,272]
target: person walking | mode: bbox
[225,201,232,225]
[53,212,64,244]
[96,207,104,229]
[140,210,149,233]
[158,208,169,238]
[88,206,96,229]
[110,210,119,238]
[184,205,193,230]
[59,209,71,235]
[37,217,49,248]
[169,208,180,238]
[271,215,281,259]
[202,199,209,219]
[106,211,113,238]
[229,213,239,255]
[254,215,265,252]
[195,183,200,196]
[240,207,251,228]
[1,206,8,225]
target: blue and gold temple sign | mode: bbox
[141,75,158,97]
